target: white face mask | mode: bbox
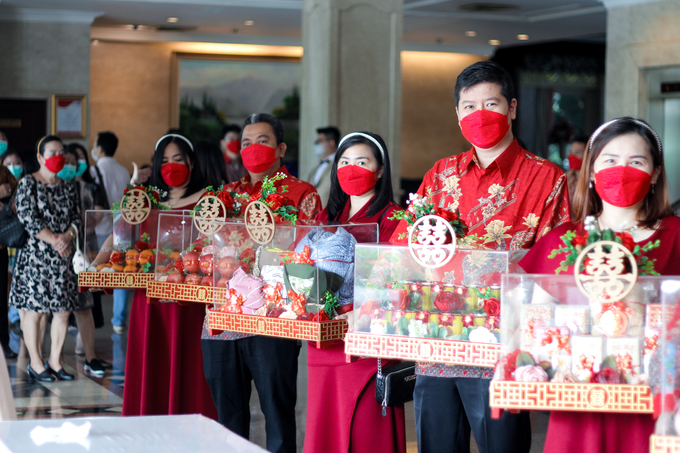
[313,143,326,158]
[91,146,99,162]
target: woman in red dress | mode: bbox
[121,134,216,418]
[306,131,406,453]
[519,117,680,453]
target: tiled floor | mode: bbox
[5,296,548,452]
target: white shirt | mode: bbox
[313,152,336,187]
[90,156,130,235]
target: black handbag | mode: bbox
[375,358,416,416]
[0,197,27,248]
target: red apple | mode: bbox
[199,254,214,276]
[166,273,185,284]
[185,273,202,285]
[217,276,230,288]
[200,275,213,286]
[217,256,239,278]
[183,252,200,274]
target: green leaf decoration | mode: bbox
[539,361,555,380]
[516,351,536,367]
[397,316,409,336]
[601,355,618,370]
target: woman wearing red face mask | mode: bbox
[519,117,680,453]
[122,134,217,419]
[10,135,81,382]
[306,132,406,453]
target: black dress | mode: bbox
[9,175,81,313]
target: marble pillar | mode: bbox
[300,0,403,197]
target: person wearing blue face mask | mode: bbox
[1,150,24,181]
[58,149,78,181]
[0,130,8,156]
[65,143,108,377]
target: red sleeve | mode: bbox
[518,222,579,274]
[388,167,435,244]
[298,191,322,220]
[535,172,571,242]
[378,204,403,244]
[314,207,329,222]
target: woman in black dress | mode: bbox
[10,136,81,382]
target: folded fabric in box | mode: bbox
[227,268,265,315]
[555,305,590,335]
[295,227,356,307]
[283,263,344,305]
[532,325,571,373]
[590,300,644,337]
[571,335,604,381]
[261,265,285,292]
[520,303,554,350]
[605,336,642,384]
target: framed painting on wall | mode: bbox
[51,94,87,139]
[172,53,302,174]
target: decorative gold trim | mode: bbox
[244,200,276,245]
[119,189,151,225]
[193,196,226,235]
[407,215,456,269]
[574,240,638,302]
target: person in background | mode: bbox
[306,131,405,453]
[65,144,108,376]
[90,131,130,334]
[0,130,7,157]
[565,135,588,210]
[220,124,247,183]
[309,126,340,207]
[520,117,679,453]
[195,140,228,188]
[201,113,321,453]
[11,136,81,382]
[2,150,23,181]
[0,132,16,359]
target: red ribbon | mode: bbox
[287,289,306,315]
[579,354,595,372]
[220,288,246,314]
[599,301,632,317]
[615,353,634,373]
[540,327,571,354]
[280,245,314,266]
[263,282,284,307]
[644,335,658,354]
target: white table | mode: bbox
[0,414,267,453]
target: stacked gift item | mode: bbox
[495,223,671,387]
[352,243,511,344]
[649,285,680,448]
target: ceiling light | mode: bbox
[244,20,255,26]
[92,39,99,45]
[167,17,179,23]
[489,39,501,46]
[517,34,529,41]
[465,31,477,37]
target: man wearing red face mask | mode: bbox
[390,61,571,453]
[201,113,321,453]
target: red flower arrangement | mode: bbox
[483,297,500,317]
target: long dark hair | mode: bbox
[326,131,394,220]
[150,135,203,199]
[66,142,96,184]
[195,140,228,188]
[572,117,673,229]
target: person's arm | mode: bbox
[534,172,571,243]
[298,191,322,220]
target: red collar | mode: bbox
[240,165,291,191]
[463,139,521,178]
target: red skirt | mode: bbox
[122,290,217,419]
[304,341,406,453]
[544,411,654,453]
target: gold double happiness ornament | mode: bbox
[120,189,151,225]
[574,240,638,303]
[193,196,226,235]
[408,215,457,269]
[245,201,276,245]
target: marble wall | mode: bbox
[605,0,680,119]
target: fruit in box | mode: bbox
[433,291,466,312]
[185,273,202,285]
[200,275,213,286]
[124,264,139,273]
[199,254,214,276]
[217,276,230,288]
[97,263,111,271]
[125,250,140,266]
[138,250,154,265]
[111,263,124,272]
[166,273,185,284]
[183,252,200,273]
[169,252,181,261]
[217,256,239,278]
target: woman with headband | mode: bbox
[305,131,406,453]
[10,135,81,382]
[520,117,680,453]
[120,134,217,418]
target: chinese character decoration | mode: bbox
[245,201,276,245]
[120,189,151,225]
[408,215,456,269]
[574,240,638,303]
[193,196,227,235]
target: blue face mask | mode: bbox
[6,165,23,179]
[57,164,77,181]
[76,160,88,178]
[0,141,7,155]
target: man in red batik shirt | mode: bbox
[391,61,570,453]
[201,113,321,453]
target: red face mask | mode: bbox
[337,165,378,196]
[44,155,65,173]
[226,140,241,154]
[568,154,583,171]
[459,109,510,149]
[594,166,652,207]
[161,162,190,187]
[241,143,278,174]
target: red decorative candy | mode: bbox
[183,252,200,274]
